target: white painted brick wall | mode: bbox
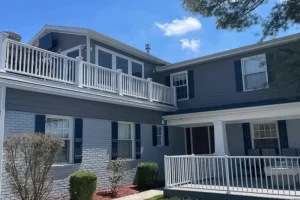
[0,111,185,200]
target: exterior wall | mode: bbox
[1,110,184,199]
[6,88,163,125]
[155,44,300,113]
[52,32,87,61]
[90,39,157,79]
[286,119,300,148]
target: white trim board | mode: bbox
[0,86,6,195]
[164,102,300,126]
[156,33,300,72]
[0,73,177,112]
[28,25,169,65]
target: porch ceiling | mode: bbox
[163,102,300,127]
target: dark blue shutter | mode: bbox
[152,125,157,146]
[35,115,46,133]
[278,120,289,149]
[234,60,243,92]
[111,121,118,160]
[209,126,215,153]
[74,118,83,163]
[135,124,141,159]
[188,70,195,99]
[242,123,252,155]
[165,75,171,86]
[164,126,169,146]
[186,128,192,154]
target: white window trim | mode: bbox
[117,121,135,159]
[156,125,165,147]
[250,121,281,152]
[61,45,84,57]
[241,54,269,92]
[95,45,144,78]
[46,115,74,163]
[170,70,189,101]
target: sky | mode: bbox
[0,0,299,63]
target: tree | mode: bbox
[182,0,300,41]
[107,159,126,197]
[4,133,63,200]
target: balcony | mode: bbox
[0,33,177,111]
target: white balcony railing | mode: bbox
[165,155,300,197]
[0,35,177,106]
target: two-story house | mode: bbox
[0,25,299,200]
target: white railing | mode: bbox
[82,61,118,93]
[165,155,300,197]
[0,34,177,106]
[5,39,77,84]
[121,73,149,99]
[152,82,176,105]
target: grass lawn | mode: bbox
[146,195,170,200]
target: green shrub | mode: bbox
[69,171,97,200]
[137,162,158,188]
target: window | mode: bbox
[252,122,279,149]
[156,126,164,146]
[61,45,83,58]
[117,122,135,159]
[171,71,189,101]
[95,45,144,78]
[45,116,73,163]
[241,54,269,91]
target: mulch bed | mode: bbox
[93,185,142,200]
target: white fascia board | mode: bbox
[164,102,300,126]
[156,33,300,72]
[0,74,177,112]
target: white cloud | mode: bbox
[155,17,202,36]
[180,38,200,52]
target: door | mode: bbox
[192,127,210,155]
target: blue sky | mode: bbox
[0,0,299,63]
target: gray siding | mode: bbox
[226,123,245,156]
[6,88,163,125]
[1,111,185,199]
[155,44,300,112]
[90,39,157,79]
[286,119,300,148]
[52,32,87,61]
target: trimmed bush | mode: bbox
[69,171,97,200]
[137,162,158,188]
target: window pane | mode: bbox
[117,140,132,158]
[56,140,69,162]
[98,50,112,69]
[244,59,266,74]
[176,86,188,100]
[116,56,128,74]
[46,118,70,139]
[118,123,131,139]
[67,50,79,58]
[157,135,162,146]
[244,72,267,90]
[132,62,143,78]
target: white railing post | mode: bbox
[0,33,8,72]
[224,155,231,194]
[164,155,168,188]
[75,56,83,87]
[172,86,177,106]
[117,69,123,96]
[147,78,153,102]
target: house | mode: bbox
[0,25,299,200]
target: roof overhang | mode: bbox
[163,102,300,127]
[29,25,170,65]
[156,33,300,72]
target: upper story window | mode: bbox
[45,115,73,163]
[117,122,135,159]
[171,71,189,101]
[95,46,144,78]
[241,54,269,91]
[252,122,279,149]
[61,45,83,58]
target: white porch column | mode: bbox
[213,121,229,156]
